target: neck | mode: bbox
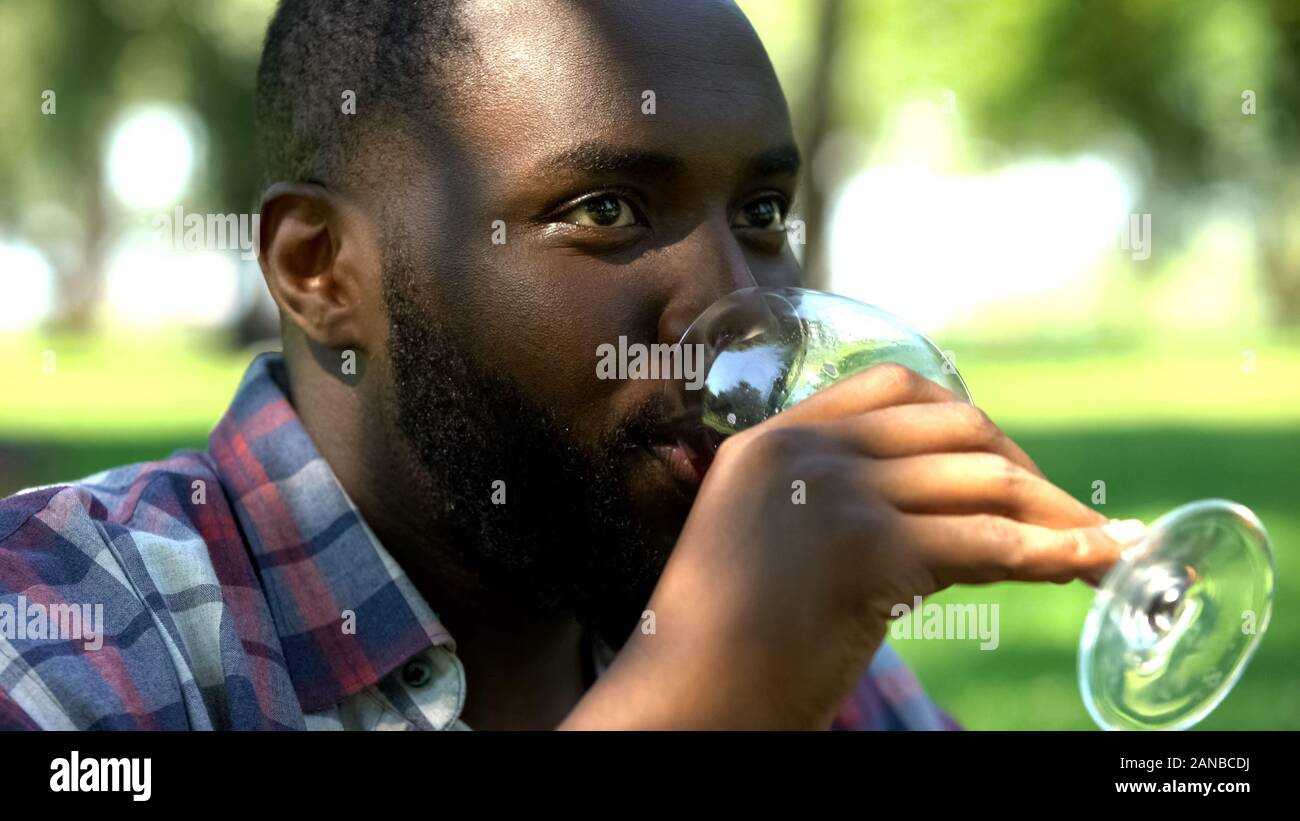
[407,575,588,730]
[289,353,588,729]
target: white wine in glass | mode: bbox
[663,286,1274,731]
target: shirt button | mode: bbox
[401,657,434,688]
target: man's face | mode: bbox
[374,0,802,642]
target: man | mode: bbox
[0,0,1140,730]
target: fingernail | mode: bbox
[1102,518,1147,547]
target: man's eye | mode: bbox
[734,196,787,231]
[559,195,638,227]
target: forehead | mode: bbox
[445,0,792,171]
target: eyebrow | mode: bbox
[538,141,802,180]
[750,144,801,178]
[541,142,687,178]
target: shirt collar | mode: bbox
[208,352,454,712]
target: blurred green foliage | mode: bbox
[742,0,1300,319]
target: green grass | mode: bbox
[1,332,1298,728]
[0,332,253,441]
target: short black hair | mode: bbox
[255,0,471,190]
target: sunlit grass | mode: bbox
[952,340,1300,428]
[0,332,259,439]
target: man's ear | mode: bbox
[258,182,379,351]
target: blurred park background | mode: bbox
[1,0,1297,728]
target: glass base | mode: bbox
[1079,500,1275,730]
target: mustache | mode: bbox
[610,391,683,452]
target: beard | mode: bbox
[382,271,677,650]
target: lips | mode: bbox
[648,443,711,488]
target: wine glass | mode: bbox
[662,286,1276,730]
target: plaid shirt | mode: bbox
[0,353,958,730]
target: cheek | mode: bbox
[460,251,667,431]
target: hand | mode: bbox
[561,363,1142,729]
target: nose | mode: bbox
[657,220,759,344]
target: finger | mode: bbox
[860,452,1104,528]
[816,401,1045,478]
[766,363,958,428]
[893,513,1144,587]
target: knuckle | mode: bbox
[974,451,1027,497]
[1064,527,1101,569]
[738,425,819,468]
[855,498,897,535]
[1045,530,1092,584]
[798,451,843,487]
[870,362,919,395]
[998,455,1030,494]
[977,513,1024,571]
[759,426,812,458]
[963,405,1000,445]
[714,429,751,462]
